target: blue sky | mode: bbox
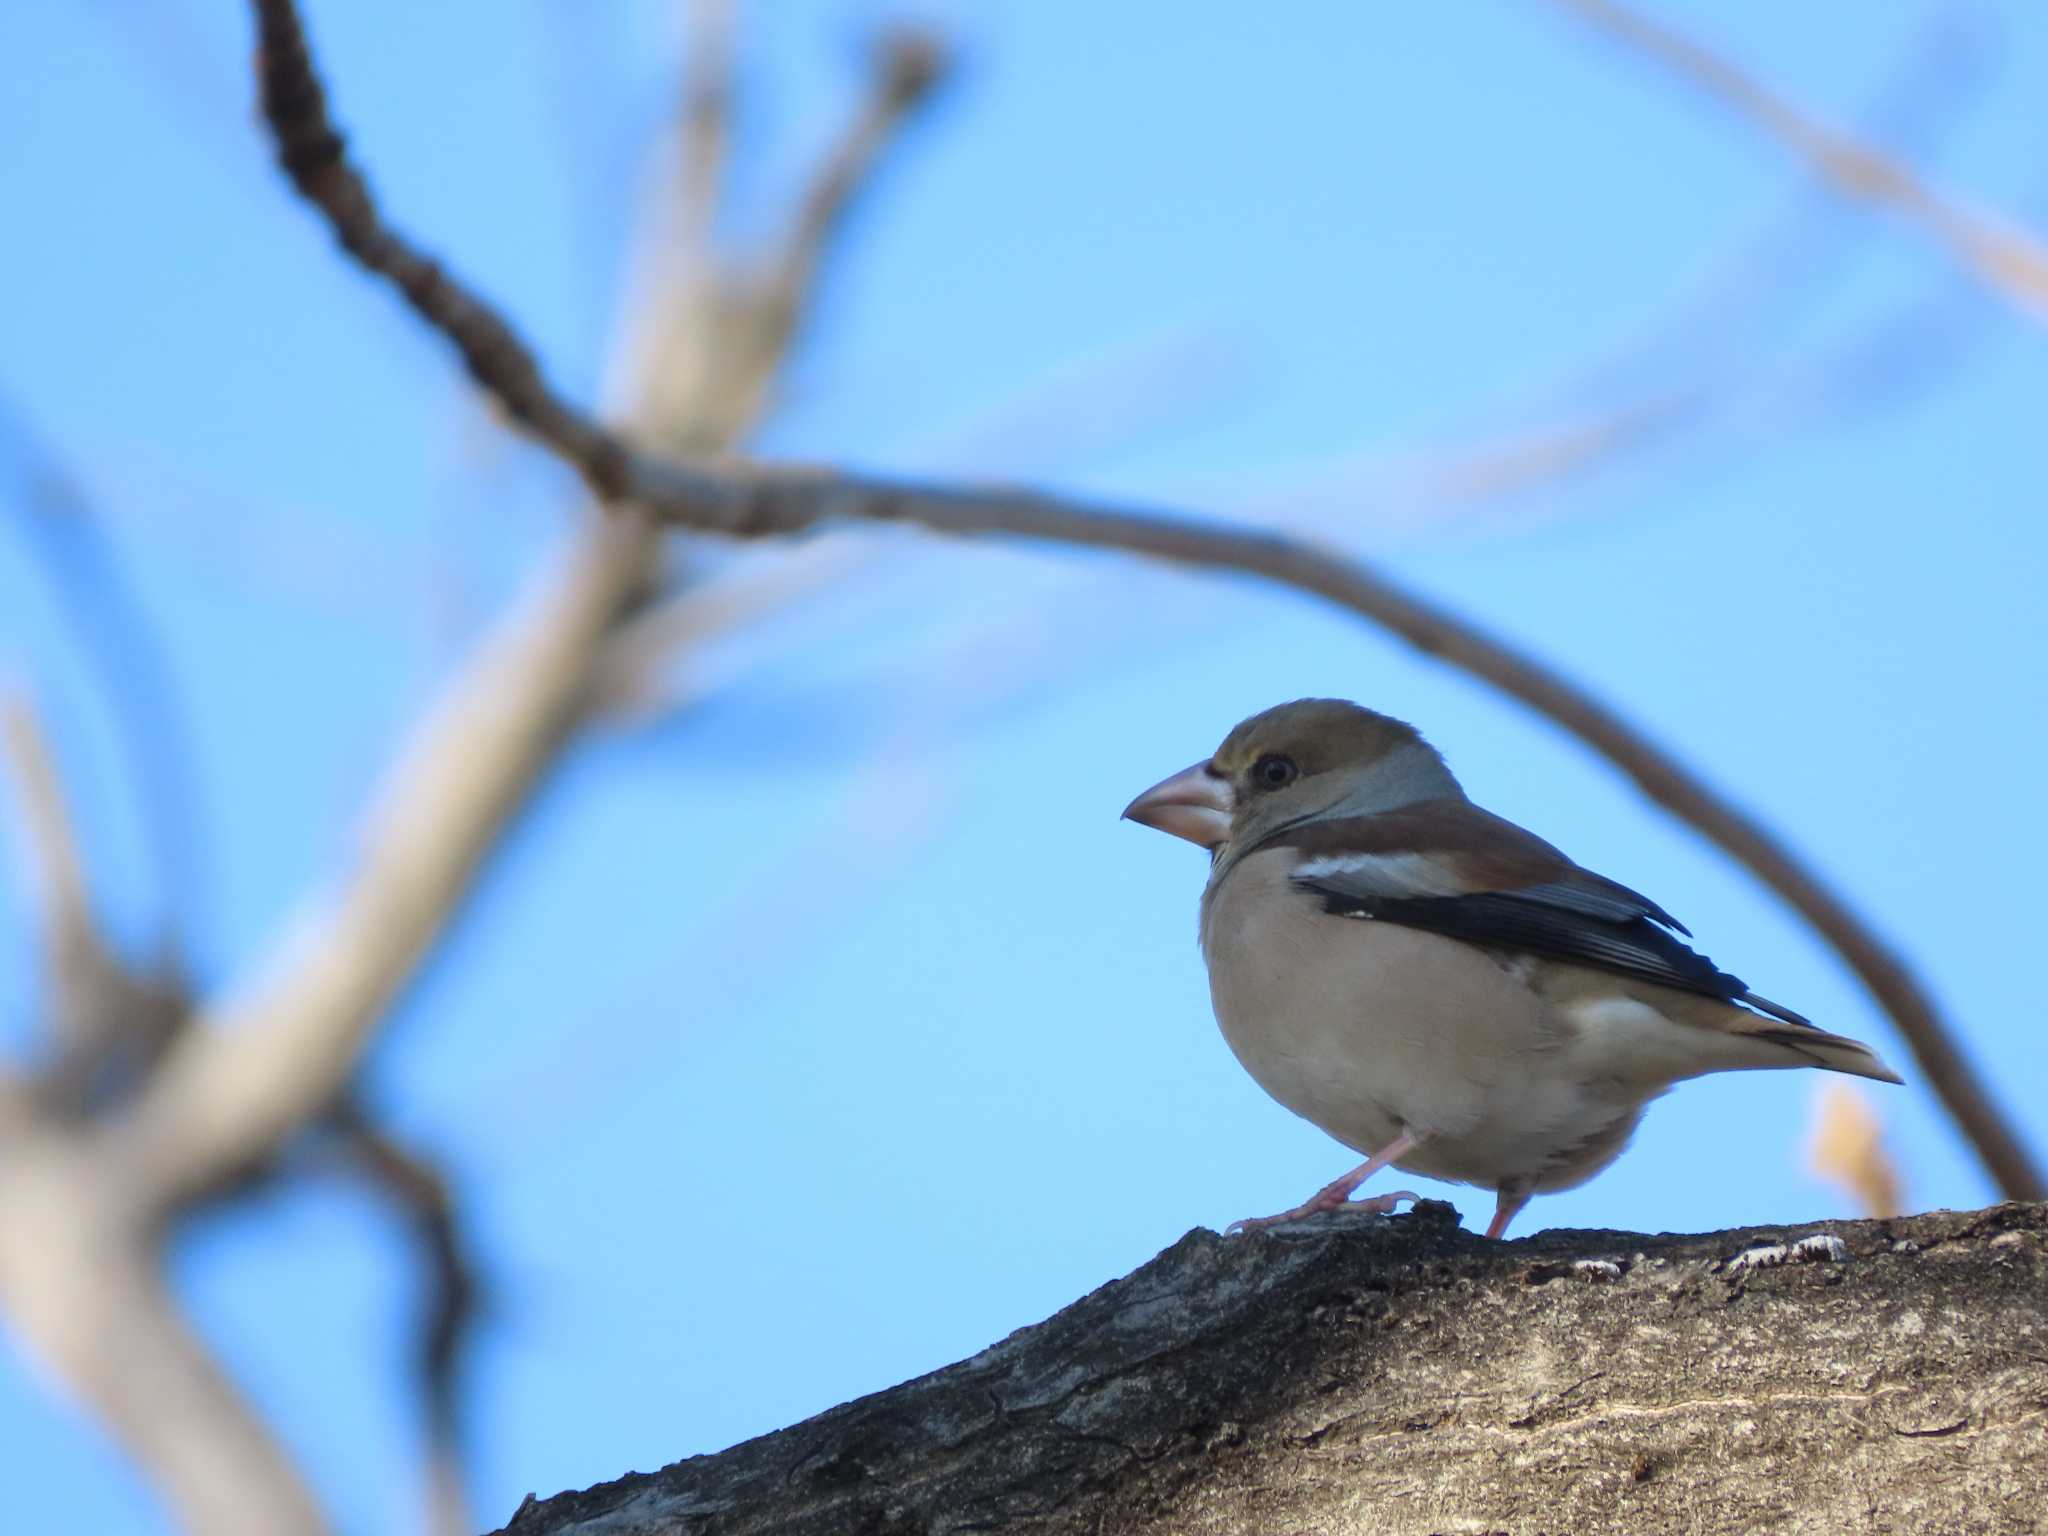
[2,2,2045,1531]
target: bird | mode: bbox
[1121,698,1902,1240]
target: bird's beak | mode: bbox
[1122,760,1234,848]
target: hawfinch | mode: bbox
[1123,699,1901,1240]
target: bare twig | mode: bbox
[622,15,948,464]
[237,0,2041,1200]
[0,391,205,966]
[1256,11,1992,541]
[1551,0,2048,327]
[0,688,182,1108]
[590,534,876,721]
[636,24,951,453]
[251,0,632,495]
[753,28,949,361]
[0,689,101,1004]
[331,1098,480,1536]
[607,0,736,419]
[677,0,735,257]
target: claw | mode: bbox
[1226,1188,1420,1236]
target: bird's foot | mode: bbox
[1226,1188,1420,1236]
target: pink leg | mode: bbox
[1485,1185,1531,1241]
[1227,1129,1424,1235]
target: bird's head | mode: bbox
[1121,698,1463,855]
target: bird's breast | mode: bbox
[1199,848,1586,1179]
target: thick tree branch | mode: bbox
[237,0,2042,1200]
[0,1114,323,1536]
[493,1202,2048,1535]
[1552,0,2048,326]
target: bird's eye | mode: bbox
[1251,753,1298,791]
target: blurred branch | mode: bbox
[1371,392,1691,517]
[124,511,655,1206]
[1552,0,2048,327]
[0,687,184,1109]
[677,0,735,258]
[236,0,2042,1202]
[751,28,949,369]
[1558,8,1991,397]
[602,17,949,723]
[1258,10,1992,542]
[331,1097,480,1536]
[0,1114,323,1536]
[590,534,875,722]
[0,688,102,1011]
[127,0,953,1213]
[1808,1082,1903,1220]
[633,23,951,454]
[0,392,204,966]
[604,0,736,420]
[0,7,953,1533]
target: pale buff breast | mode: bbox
[1199,847,1615,1190]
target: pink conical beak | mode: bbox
[1122,760,1234,848]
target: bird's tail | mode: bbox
[1739,1008,1905,1085]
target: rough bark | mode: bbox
[494,1201,2048,1536]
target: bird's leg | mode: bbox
[1485,1183,1531,1240]
[1227,1129,1424,1235]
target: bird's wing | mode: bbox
[1278,800,1807,1024]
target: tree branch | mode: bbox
[0,686,183,1112]
[0,688,102,1015]
[629,21,951,455]
[589,535,874,722]
[0,1113,323,1536]
[250,0,633,496]
[121,512,653,1206]
[492,1202,2048,1535]
[6,8,953,1532]
[332,1097,481,1536]
[2,334,208,973]
[119,1,955,1211]
[235,0,2043,1200]
[1551,0,2048,327]
[676,0,734,258]
[751,27,949,366]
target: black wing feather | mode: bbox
[1300,884,1748,1006]
[1508,878,1690,936]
